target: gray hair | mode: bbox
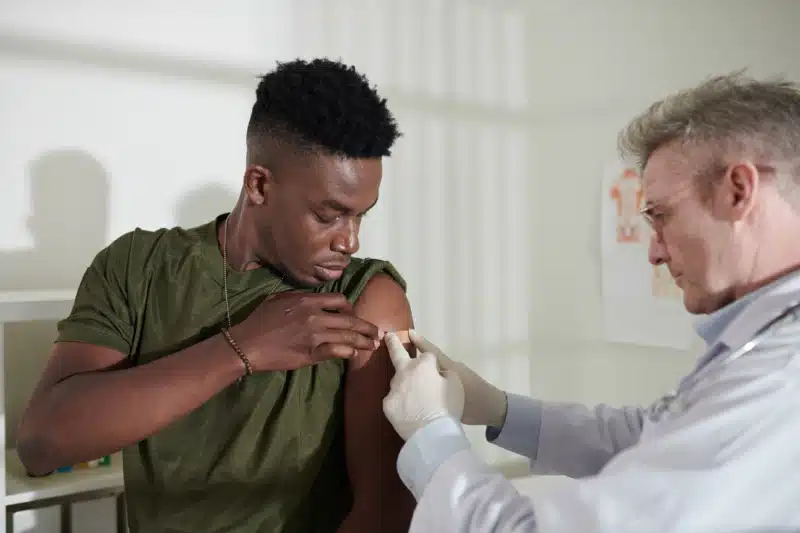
[618,71,800,185]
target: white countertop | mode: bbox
[5,449,123,506]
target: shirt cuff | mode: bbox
[485,392,543,461]
[397,416,471,500]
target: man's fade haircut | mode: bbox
[617,70,800,194]
[246,58,401,163]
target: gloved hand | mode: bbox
[382,332,465,441]
[409,330,509,428]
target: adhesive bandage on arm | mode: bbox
[391,330,411,344]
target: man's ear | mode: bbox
[718,161,759,221]
[242,164,274,206]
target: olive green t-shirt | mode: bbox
[55,215,406,533]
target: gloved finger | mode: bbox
[382,392,399,418]
[409,329,444,356]
[411,336,459,375]
[417,351,438,369]
[442,370,466,418]
[385,332,412,371]
[442,368,463,386]
[443,370,465,399]
[435,351,458,371]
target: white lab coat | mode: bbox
[397,271,800,532]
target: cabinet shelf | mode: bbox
[0,289,125,532]
[5,449,123,507]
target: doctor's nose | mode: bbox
[648,231,668,266]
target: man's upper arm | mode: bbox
[345,272,416,526]
[20,234,137,446]
[41,235,136,387]
[57,234,135,354]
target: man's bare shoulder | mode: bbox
[331,257,407,304]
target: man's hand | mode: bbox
[382,332,465,441]
[409,330,509,428]
[231,292,383,372]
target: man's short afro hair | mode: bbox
[246,58,401,159]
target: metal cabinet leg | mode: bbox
[115,492,127,533]
[6,489,123,533]
[60,503,72,533]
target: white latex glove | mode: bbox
[409,330,509,428]
[382,332,465,441]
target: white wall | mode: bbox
[524,0,800,407]
[1,1,799,531]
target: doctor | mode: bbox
[382,71,800,532]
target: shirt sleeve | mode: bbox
[486,392,644,478]
[532,400,644,477]
[486,392,544,461]
[56,232,136,355]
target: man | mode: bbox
[383,72,800,532]
[17,58,415,533]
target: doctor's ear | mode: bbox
[243,165,275,205]
[718,161,759,221]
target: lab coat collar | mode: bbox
[720,271,800,351]
[693,294,753,347]
[694,269,800,350]
[694,271,800,348]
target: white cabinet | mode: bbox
[0,291,124,533]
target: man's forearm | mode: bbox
[18,333,243,475]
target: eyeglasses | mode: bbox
[639,200,678,233]
[639,205,662,229]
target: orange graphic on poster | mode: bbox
[652,264,682,300]
[609,168,645,243]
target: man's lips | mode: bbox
[315,262,349,280]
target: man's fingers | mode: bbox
[311,330,379,352]
[313,343,357,361]
[385,332,412,370]
[344,314,383,340]
[317,313,382,341]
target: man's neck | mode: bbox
[220,208,262,273]
[735,220,800,300]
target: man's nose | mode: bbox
[332,220,360,255]
[648,231,668,266]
